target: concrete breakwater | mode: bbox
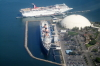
[24,21,63,66]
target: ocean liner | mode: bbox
[40,21,52,54]
[20,3,73,17]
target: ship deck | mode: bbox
[20,3,68,12]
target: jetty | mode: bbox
[24,21,64,66]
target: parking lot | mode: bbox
[59,33,87,66]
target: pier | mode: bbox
[24,21,63,66]
[51,23,66,66]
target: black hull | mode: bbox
[41,40,49,55]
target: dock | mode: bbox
[24,21,63,66]
[52,24,60,47]
[51,23,66,66]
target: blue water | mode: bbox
[0,0,100,66]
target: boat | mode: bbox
[40,20,52,55]
[20,3,73,17]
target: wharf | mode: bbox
[51,23,66,66]
[52,24,60,47]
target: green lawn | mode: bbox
[68,31,78,36]
[85,44,93,47]
[64,44,68,46]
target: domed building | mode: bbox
[61,15,91,29]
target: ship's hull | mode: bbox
[41,41,49,55]
[20,3,73,17]
[21,9,71,17]
[40,21,52,55]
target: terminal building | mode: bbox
[61,15,92,30]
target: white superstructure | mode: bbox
[20,3,73,17]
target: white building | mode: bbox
[61,15,91,30]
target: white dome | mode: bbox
[61,15,91,29]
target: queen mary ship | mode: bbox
[40,21,52,54]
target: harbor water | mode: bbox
[0,0,100,66]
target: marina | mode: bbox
[25,21,64,66]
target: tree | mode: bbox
[71,39,74,41]
[89,40,96,45]
[84,26,88,31]
[80,27,83,31]
[95,57,100,63]
[69,52,76,55]
[77,52,82,55]
[72,27,79,31]
[89,35,94,40]
[91,49,98,52]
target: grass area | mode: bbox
[68,31,78,36]
[85,44,93,48]
[64,44,68,46]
